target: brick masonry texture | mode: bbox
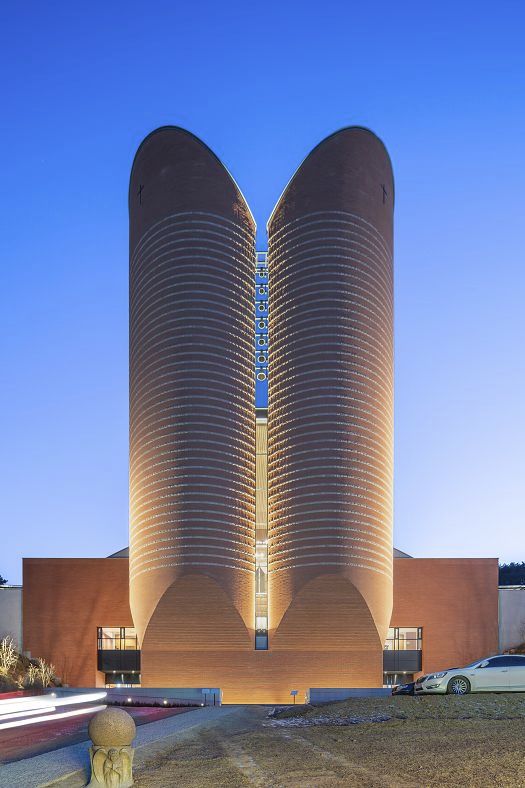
[128,127,256,647]
[267,128,394,655]
[23,558,132,687]
[22,556,498,699]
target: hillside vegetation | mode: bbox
[0,636,59,691]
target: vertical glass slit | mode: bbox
[255,251,269,649]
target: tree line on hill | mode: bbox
[499,562,525,586]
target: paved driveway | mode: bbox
[0,705,191,764]
[0,705,241,788]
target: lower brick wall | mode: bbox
[392,558,499,676]
[22,555,500,697]
[23,558,132,687]
[140,570,384,702]
[141,649,383,704]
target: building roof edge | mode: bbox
[128,125,256,229]
[267,125,395,232]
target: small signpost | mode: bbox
[290,689,298,705]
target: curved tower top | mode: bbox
[268,125,393,232]
[130,126,255,242]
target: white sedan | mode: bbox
[415,654,525,695]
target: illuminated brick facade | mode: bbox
[267,129,394,670]
[18,127,500,703]
[22,554,499,701]
[128,128,256,661]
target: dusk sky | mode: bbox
[2,1,524,584]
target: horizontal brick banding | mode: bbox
[267,128,394,641]
[129,128,256,642]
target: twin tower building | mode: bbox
[129,126,394,703]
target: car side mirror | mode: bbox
[478,661,489,668]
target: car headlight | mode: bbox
[426,672,447,681]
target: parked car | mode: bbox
[391,681,415,696]
[415,654,525,695]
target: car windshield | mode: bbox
[463,658,492,668]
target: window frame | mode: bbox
[384,626,422,652]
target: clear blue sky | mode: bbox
[2,1,524,583]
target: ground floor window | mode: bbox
[384,672,414,687]
[383,626,422,674]
[98,627,138,650]
[105,671,141,688]
[384,627,422,651]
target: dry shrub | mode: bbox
[0,636,17,674]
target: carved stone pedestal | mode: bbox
[88,745,134,787]
[86,707,136,787]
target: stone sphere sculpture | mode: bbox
[88,707,136,746]
[87,707,136,788]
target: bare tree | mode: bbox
[37,657,55,687]
[0,636,17,674]
[27,662,39,685]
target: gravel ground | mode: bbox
[132,696,525,787]
[274,692,525,722]
[3,696,525,787]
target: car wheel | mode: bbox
[447,676,471,695]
